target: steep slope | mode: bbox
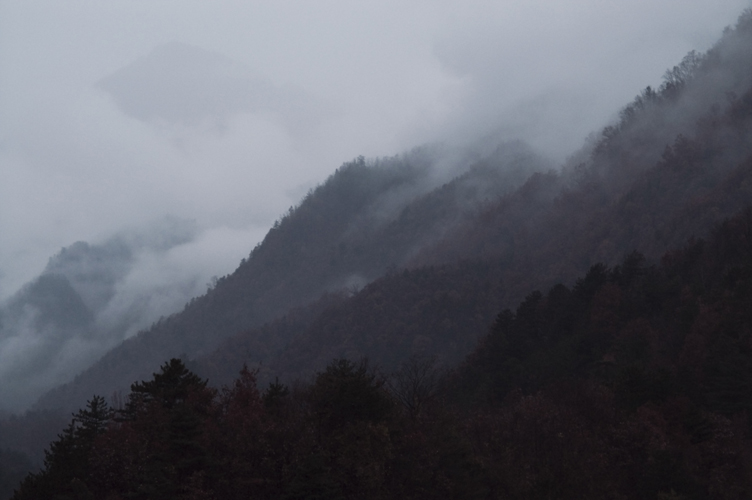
[36,143,547,411]
[14,208,752,500]
[35,9,752,413]
[188,10,752,390]
[0,275,95,409]
[413,10,752,300]
[4,12,752,490]
[440,207,752,498]
[197,260,505,387]
[0,219,200,412]
[452,206,752,412]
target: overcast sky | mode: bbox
[1,0,750,302]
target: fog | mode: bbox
[0,0,749,408]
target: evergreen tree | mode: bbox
[13,396,112,500]
[113,358,213,499]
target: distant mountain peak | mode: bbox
[97,41,325,131]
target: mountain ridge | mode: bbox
[35,143,548,411]
[30,6,752,418]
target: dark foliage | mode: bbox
[447,207,752,498]
[34,10,752,419]
[10,8,752,499]
[0,451,34,500]
[12,206,752,499]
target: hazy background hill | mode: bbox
[97,41,327,134]
[0,217,205,411]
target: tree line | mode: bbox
[14,207,752,499]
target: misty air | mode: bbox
[2,1,752,498]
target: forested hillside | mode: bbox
[413,11,752,290]
[14,205,752,499]
[35,8,752,412]
[0,218,199,411]
[5,9,752,499]
[35,142,548,412]
[180,9,752,391]
[199,260,506,387]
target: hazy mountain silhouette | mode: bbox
[5,10,752,499]
[33,10,752,412]
[97,41,326,134]
[35,142,549,411]
[0,218,199,411]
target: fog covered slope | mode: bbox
[171,9,752,394]
[31,10,752,413]
[34,143,548,411]
[0,218,210,411]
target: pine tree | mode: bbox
[12,396,112,500]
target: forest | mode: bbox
[3,7,752,500]
[12,205,752,498]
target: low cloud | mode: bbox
[0,0,749,410]
[0,219,266,411]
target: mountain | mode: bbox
[35,9,752,413]
[35,142,549,411]
[5,8,752,495]
[182,9,752,392]
[97,41,327,134]
[434,207,752,498]
[13,206,752,500]
[198,260,506,387]
[0,218,201,411]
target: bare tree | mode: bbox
[388,355,442,418]
[662,50,704,90]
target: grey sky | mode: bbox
[0,0,750,302]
